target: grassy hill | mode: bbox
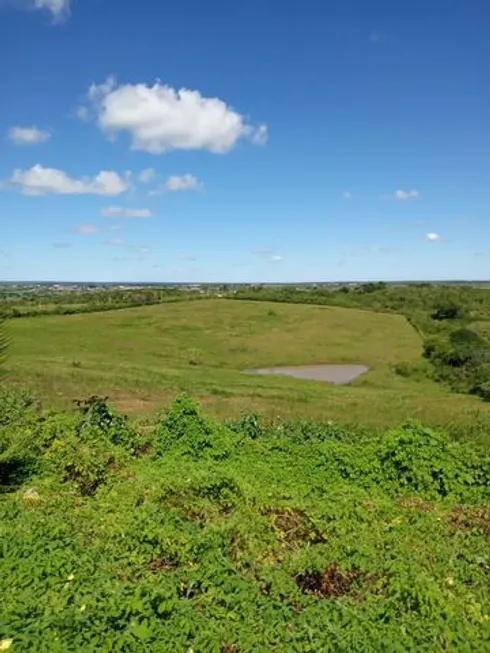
[6,299,490,431]
[2,298,490,650]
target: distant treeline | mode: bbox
[231,283,490,402]
[0,287,206,318]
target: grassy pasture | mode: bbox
[6,299,490,430]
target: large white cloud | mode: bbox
[6,164,128,196]
[8,126,51,145]
[82,77,268,154]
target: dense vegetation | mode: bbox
[231,284,490,401]
[0,286,205,318]
[1,390,489,651]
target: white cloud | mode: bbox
[253,249,284,263]
[394,189,419,201]
[106,238,125,247]
[74,224,99,235]
[33,0,70,21]
[108,224,122,231]
[82,77,268,154]
[164,174,203,192]
[139,168,156,183]
[426,232,440,242]
[75,105,90,121]
[5,164,128,196]
[101,206,153,218]
[7,126,51,145]
[342,191,351,199]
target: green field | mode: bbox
[6,299,490,431]
[3,298,490,651]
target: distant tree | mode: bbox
[431,301,465,321]
[358,282,387,294]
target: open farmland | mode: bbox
[6,299,490,431]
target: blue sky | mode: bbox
[0,0,488,282]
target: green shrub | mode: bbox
[431,301,465,321]
[285,419,349,443]
[377,421,488,498]
[0,387,37,428]
[47,425,122,496]
[75,395,139,452]
[228,413,264,440]
[155,394,233,460]
[472,380,490,402]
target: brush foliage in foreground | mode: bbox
[1,392,489,652]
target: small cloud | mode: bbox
[394,189,419,201]
[106,238,125,247]
[108,224,122,231]
[75,105,90,121]
[342,191,351,199]
[369,31,380,43]
[33,0,71,22]
[7,126,51,145]
[3,1,71,23]
[426,232,440,242]
[253,249,283,263]
[137,247,151,254]
[4,164,128,196]
[74,224,99,235]
[250,124,268,146]
[164,174,203,192]
[52,242,72,249]
[139,168,156,183]
[101,206,153,218]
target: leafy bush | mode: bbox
[472,380,490,402]
[431,301,465,321]
[46,424,122,495]
[377,421,488,498]
[284,418,349,443]
[0,387,37,428]
[155,394,233,459]
[75,395,139,452]
[228,413,264,440]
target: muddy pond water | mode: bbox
[244,364,369,385]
